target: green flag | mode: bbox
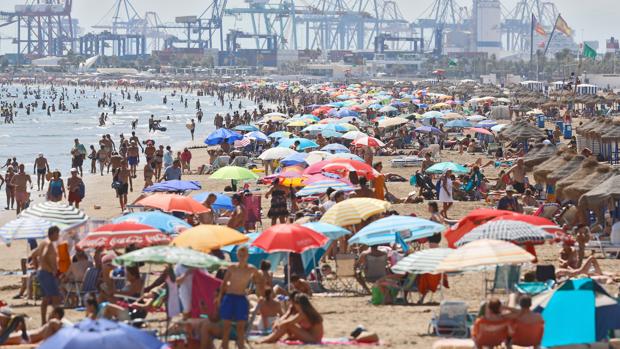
[448,59,458,67]
[583,43,597,59]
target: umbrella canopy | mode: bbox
[233,124,259,132]
[349,215,444,246]
[468,127,493,135]
[246,131,269,142]
[455,220,553,247]
[296,180,355,197]
[190,192,234,211]
[0,217,52,245]
[533,278,620,347]
[251,224,329,253]
[445,120,472,128]
[259,147,296,160]
[391,248,453,275]
[204,128,243,145]
[277,138,319,151]
[321,198,391,227]
[220,232,286,269]
[304,158,378,179]
[143,180,202,193]
[111,211,191,235]
[20,202,88,229]
[415,126,442,134]
[39,318,166,349]
[425,162,469,174]
[435,239,535,273]
[77,222,170,250]
[327,153,365,162]
[171,225,249,252]
[490,124,507,132]
[321,143,350,153]
[280,152,308,167]
[302,222,350,240]
[378,117,408,128]
[135,193,209,214]
[114,246,229,271]
[342,131,368,140]
[353,136,385,147]
[445,208,519,248]
[268,131,293,139]
[210,166,259,180]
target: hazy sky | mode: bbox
[0,0,617,51]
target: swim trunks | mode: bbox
[68,191,81,204]
[116,183,129,196]
[37,168,46,175]
[128,156,139,166]
[37,270,60,297]
[220,294,249,321]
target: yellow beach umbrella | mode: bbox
[171,225,249,252]
[287,120,307,127]
[320,198,391,227]
[435,239,535,273]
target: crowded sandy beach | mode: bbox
[0,76,618,349]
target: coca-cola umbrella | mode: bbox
[77,222,171,250]
[304,158,379,179]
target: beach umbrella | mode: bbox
[0,217,52,245]
[171,225,249,252]
[252,224,329,254]
[476,119,498,128]
[114,245,228,271]
[302,172,350,184]
[277,138,319,151]
[415,126,442,134]
[321,198,391,227]
[20,202,88,229]
[135,193,209,214]
[296,180,355,197]
[422,111,444,119]
[455,220,554,247]
[391,248,453,275]
[143,180,202,193]
[204,128,243,145]
[280,152,309,167]
[342,131,367,140]
[210,166,259,180]
[435,239,535,273]
[304,158,377,179]
[348,215,444,246]
[330,109,359,118]
[489,214,562,233]
[322,123,350,133]
[533,278,620,347]
[490,124,507,132]
[445,208,519,248]
[246,131,269,142]
[321,143,350,153]
[191,192,234,211]
[38,318,166,349]
[77,222,170,250]
[264,112,288,119]
[268,131,292,139]
[425,162,469,174]
[352,136,385,147]
[378,105,397,113]
[377,117,408,128]
[466,115,487,122]
[327,153,365,162]
[468,127,493,135]
[233,124,259,132]
[220,232,286,269]
[445,120,472,128]
[301,124,323,133]
[302,222,350,240]
[233,137,251,148]
[321,130,344,138]
[112,211,191,234]
[304,151,331,165]
[286,120,307,127]
[258,147,296,160]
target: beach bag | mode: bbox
[78,181,85,199]
[370,286,384,305]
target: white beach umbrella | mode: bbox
[0,217,52,245]
[20,202,88,229]
[258,147,296,160]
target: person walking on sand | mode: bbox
[5,167,15,210]
[438,169,453,219]
[33,153,49,191]
[72,138,87,177]
[127,141,140,178]
[11,164,32,215]
[67,168,84,208]
[188,119,196,141]
[217,246,264,349]
[46,171,65,202]
[31,226,61,325]
[113,160,133,211]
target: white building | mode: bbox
[473,0,502,55]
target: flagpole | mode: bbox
[530,13,535,79]
[539,15,560,80]
[570,44,582,112]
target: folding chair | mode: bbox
[586,234,620,259]
[208,155,230,174]
[65,267,100,307]
[321,254,359,294]
[428,300,470,338]
[485,265,520,295]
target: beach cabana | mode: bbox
[599,119,620,164]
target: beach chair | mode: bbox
[230,155,250,168]
[485,265,520,295]
[586,234,620,259]
[208,155,230,174]
[65,267,100,307]
[242,194,262,231]
[322,254,358,294]
[428,300,470,338]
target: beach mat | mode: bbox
[279,338,378,346]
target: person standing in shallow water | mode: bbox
[33,153,49,191]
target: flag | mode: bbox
[448,59,457,67]
[532,14,547,36]
[583,43,597,59]
[555,15,573,37]
[537,41,546,48]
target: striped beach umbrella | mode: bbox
[77,222,171,250]
[296,180,354,197]
[352,136,385,148]
[20,202,88,229]
[0,217,52,245]
[349,215,444,246]
[320,198,391,227]
[111,211,191,235]
[455,220,554,247]
[391,248,453,275]
[114,246,229,271]
[436,239,535,273]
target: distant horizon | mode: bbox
[0,0,617,55]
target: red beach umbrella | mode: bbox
[77,222,170,250]
[252,224,329,253]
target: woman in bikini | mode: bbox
[259,293,323,344]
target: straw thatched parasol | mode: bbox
[575,118,599,135]
[586,118,615,138]
[578,174,620,209]
[600,119,620,141]
[546,155,586,183]
[562,166,616,203]
[555,158,607,200]
[498,121,545,141]
[532,150,576,184]
[523,143,557,170]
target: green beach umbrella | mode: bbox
[210,166,259,180]
[113,245,229,271]
[425,162,469,175]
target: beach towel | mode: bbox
[279,338,379,346]
[417,274,449,296]
[190,270,222,319]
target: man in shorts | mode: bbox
[115,160,132,211]
[127,141,140,178]
[31,226,61,325]
[72,138,87,177]
[66,168,84,208]
[11,164,31,214]
[217,246,264,349]
[33,153,49,191]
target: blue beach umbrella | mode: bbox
[221,232,285,270]
[321,143,350,153]
[445,120,473,128]
[246,131,269,142]
[280,152,309,167]
[302,222,350,240]
[322,123,349,132]
[191,192,234,211]
[112,211,191,235]
[143,180,202,193]
[233,124,259,132]
[269,131,292,139]
[277,138,319,151]
[415,125,443,134]
[425,161,469,174]
[321,130,343,138]
[476,119,498,128]
[348,215,444,246]
[204,128,243,145]
[534,278,620,347]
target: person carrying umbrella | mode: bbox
[217,246,264,349]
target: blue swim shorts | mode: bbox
[37,270,60,298]
[220,294,249,321]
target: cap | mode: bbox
[542,139,552,145]
[506,185,515,192]
[70,168,78,173]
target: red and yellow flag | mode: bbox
[555,15,573,37]
[532,15,547,36]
